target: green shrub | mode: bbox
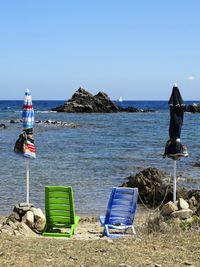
[179,215,200,231]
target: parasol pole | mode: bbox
[173,160,177,203]
[25,158,30,204]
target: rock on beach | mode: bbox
[122,167,187,207]
[0,203,46,237]
[122,167,200,214]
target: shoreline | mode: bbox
[0,206,156,241]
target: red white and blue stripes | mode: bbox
[22,89,35,129]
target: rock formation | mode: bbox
[52,87,153,113]
[122,167,188,207]
[0,203,46,237]
[187,190,200,216]
[185,103,200,113]
[122,167,200,216]
[193,161,200,167]
[122,168,184,207]
[160,198,193,219]
[0,123,6,129]
[148,198,200,233]
[6,119,79,128]
[52,87,120,113]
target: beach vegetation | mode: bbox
[179,215,200,231]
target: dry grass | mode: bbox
[0,231,199,267]
[0,211,200,267]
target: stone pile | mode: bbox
[0,203,46,237]
[147,197,200,233]
[161,198,193,219]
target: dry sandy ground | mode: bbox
[0,210,200,267]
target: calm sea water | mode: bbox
[0,100,199,215]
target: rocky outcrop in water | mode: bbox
[52,88,120,113]
[36,120,79,128]
[193,161,200,167]
[0,123,6,129]
[52,87,154,113]
[185,103,200,113]
[6,119,79,128]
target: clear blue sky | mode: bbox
[0,0,199,100]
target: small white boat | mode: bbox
[117,96,123,102]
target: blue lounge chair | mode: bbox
[99,187,138,238]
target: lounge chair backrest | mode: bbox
[45,186,75,227]
[104,187,138,226]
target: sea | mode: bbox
[0,100,199,215]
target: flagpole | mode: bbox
[173,160,177,203]
[26,158,30,204]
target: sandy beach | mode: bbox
[0,208,199,267]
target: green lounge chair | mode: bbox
[42,186,80,237]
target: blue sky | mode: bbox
[0,0,199,100]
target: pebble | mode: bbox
[183,261,193,266]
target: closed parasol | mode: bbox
[163,84,188,202]
[14,89,36,204]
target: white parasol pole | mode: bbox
[173,160,177,203]
[25,158,30,204]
